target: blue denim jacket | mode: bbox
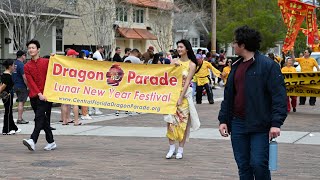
[218,51,287,133]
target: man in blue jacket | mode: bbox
[218,26,287,180]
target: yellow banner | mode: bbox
[283,72,320,96]
[43,55,182,114]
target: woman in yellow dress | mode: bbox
[164,39,200,159]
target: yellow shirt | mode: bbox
[178,59,190,76]
[222,66,231,84]
[312,44,320,52]
[281,66,296,73]
[195,61,221,86]
[295,57,318,72]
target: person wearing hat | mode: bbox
[12,50,29,124]
[141,46,154,64]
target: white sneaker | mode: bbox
[115,111,119,116]
[8,130,16,135]
[44,142,57,151]
[95,109,103,115]
[16,129,22,133]
[81,114,92,120]
[128,112,132,116]
[88,110,94,115]
[176,152,183,159]
[23,139,35,151]
[166,150,175,159]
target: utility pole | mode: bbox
[211,0,216,54]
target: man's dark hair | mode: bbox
[124,48,131,54]
[131,48,140,54]
[115,47,121,51]
[26,39,41,49]
[197,49,202,54]
[306,48,312,54]
[234,25,261,52]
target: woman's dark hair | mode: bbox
[2,59,14,69]
[176,39,198,66]
[234,25,261,52]
[152,53,160,64]
[26,39,41,49]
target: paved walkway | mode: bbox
[0,88,320,179]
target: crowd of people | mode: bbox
[0,24,319,179]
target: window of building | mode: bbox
[56,28,63,52]
[116,7,128,22]
[190,38,199,48]
[133,9,144,23]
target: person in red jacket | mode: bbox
[22,39,56,151]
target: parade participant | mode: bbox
[281,57,297,112]
[194,56,221,104]
[292,48,320,106]
[1,60,21,135]
[218,26,287,179]
[23,39,57,151]
[164,39,199,159]
[12,50,29,124]
[221,59,232,85]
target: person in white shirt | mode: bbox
[124,49,142,64]
[93,45,104,61]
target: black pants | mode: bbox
[2,94,18,134]
[299,96,316,105]
[30,97,54,144]
[196,83,214,104]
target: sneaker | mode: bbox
[8,130,16,135]
[23,139,35,151]
[81,114,92,120]
[44,142,57,151]
[16,129,22,133]
[166,150,175,159]
[128,112,132,116]
[88,110,94,115]
[95,109,103,115]
[17,119,29,124]
[176,152,183,159]
[115,111,119,116]
[2,133,7,135]
[293,108,296,112]
[125,111,129,114]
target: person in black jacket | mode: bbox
[112,47,122,62]
[218,26,287,180]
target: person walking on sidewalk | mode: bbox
[22,39,56,151]
[1,60,21,135]
[218,26,287,180]
[164,39,200,159]
[12,50,29,124]
[281,57,297,112]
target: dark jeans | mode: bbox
[299,96,316,105]
[2,93,18,133]
[30,97,54,144]
[231,118,271,180]
[196,83,214,104]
